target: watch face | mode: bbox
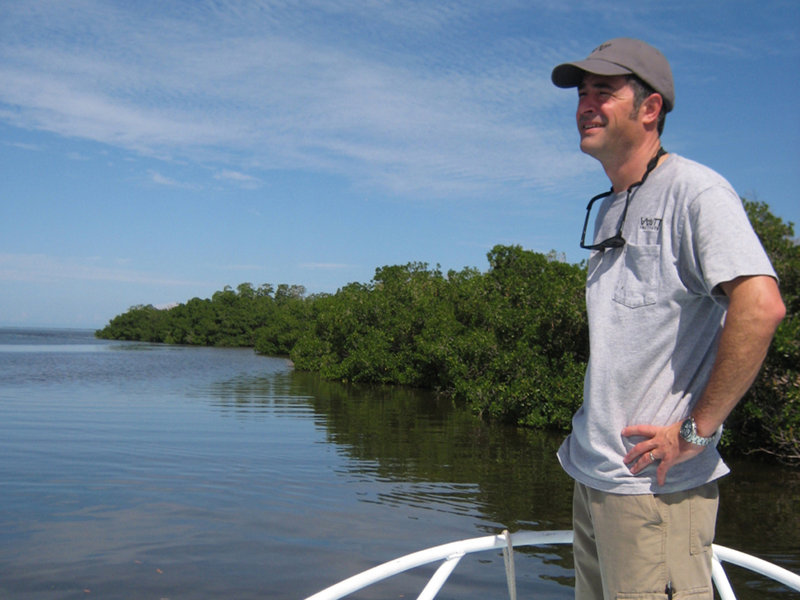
[680,418,693,438]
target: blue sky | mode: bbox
[1,1,798,328]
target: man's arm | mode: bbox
[623,274,785,486]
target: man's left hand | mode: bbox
[622,422,705,486]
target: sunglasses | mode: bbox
[580,188,624,250]
[579,147,666,251]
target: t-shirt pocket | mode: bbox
[613,243,660,308]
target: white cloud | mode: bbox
[0,253,204,287]
[300,263,353,270]
[0,0,582,198]
[3,1,791,202]
[149,171,179,186]
[214,170,262,189]
[213,263,265,272]
[3,140,42,152]
[148,170,198,189]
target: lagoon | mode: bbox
[0,328,796,599]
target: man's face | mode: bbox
[576,73,640,162]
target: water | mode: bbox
[0,328,797,599]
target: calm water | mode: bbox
[0,328,797,600]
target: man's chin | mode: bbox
[579,138,602,158]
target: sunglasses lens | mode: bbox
[583,201,604,248]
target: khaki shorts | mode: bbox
[572,480,719,600]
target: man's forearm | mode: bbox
[691,275,785,437]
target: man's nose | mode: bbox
[577,100,595,119]
[577,94,595,114]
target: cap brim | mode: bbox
[551,58,633,88]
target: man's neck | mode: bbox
[603,139,665,192]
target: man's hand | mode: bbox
[622,422,705,486]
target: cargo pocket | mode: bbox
[613,243,660,308]
[690,484,718,556]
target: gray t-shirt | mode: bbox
[557,153,777,494]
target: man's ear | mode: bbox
[640,93,663,127]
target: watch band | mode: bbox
[680,416,716,446]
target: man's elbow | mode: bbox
[755,278,786,334]
[765,290,786,332]
[724,275,786,335]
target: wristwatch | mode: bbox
[680,416,716,446]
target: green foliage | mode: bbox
[292,264,460,387]
[96,199,799,464]
[290,249,589,430]
[96,282,312,354]
[96,304,167,343]
[446,247,587,429]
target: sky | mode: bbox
[1,0,798,329]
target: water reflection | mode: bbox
[203,369,579,594]
[3,329,796,600]
[197,371,315,419]
[208,369,800,599]
[289,372,576,530]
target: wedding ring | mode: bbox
[649,451,656,462]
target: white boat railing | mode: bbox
[305,530,800,600]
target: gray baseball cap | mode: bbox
[551,38,674,112]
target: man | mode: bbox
[550,38,785,599]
